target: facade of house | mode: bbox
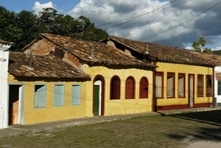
[211,54,221,107]
[0,39,13,129]
[214,66,221,106]
[104,36,216,111]
[8,52,90,126]
[6,33,155,126]
[5,33,220,128]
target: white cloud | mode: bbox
[68,0,221,48]
[212,46,221,51]
[33,1,55,14]
[185,46,194,50]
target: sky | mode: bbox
[1,0,221,50]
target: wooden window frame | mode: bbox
[206,75,213,97]
[110,75,121,100]
[197,74,204,97]
[34,84,46,108]
[167,72,175,98]
[54,84,65,107]
[71,84,81,106]
[139,77,148,99]
[155,72,164,99]
[178,73,185,98]
[125,76,135,99]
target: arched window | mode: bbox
[125,76,135,99]
[139,77,148,98]
[110,76,121,99]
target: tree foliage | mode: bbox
[0,6,108,51]
[192,36,212,54]
[0,6,22,44]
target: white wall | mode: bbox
[214,66,221,106]
[0,44,10,129]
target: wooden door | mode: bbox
[126,78,135,99]
[140,77,148,98]
[12,100,19,124]
[9,85,23,125]
[93,85,100,116]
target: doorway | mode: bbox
[93,75,105,116]
[188,74,194,107]
[8,84,24,125]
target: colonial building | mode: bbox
[103,36,216,111]
[6,34,155,126]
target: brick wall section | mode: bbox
[24,38,83,70]
[62,52,82,69]
[24,39,56,55]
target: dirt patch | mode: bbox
[186,141,221,148]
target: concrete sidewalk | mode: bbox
[0,107,220,138]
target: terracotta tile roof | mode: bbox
[9,52,91,79]
[40,33,155,69]
[108,36,217,67]
[0,39,14,45]
[192,51,221,66]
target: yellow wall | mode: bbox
[8,65,153,125]
[8,61,214,125]
[8,74,88,124]
[84,65,153,116]
[156,62,213,107]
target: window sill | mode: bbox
[156,97,164,99]
[166,97,175,99]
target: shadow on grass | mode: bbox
[166,110,221,141]
[170,110,221,126]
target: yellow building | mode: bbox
[8,34,155,125]
[106,36,215,111]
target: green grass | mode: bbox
[0,110,221,148]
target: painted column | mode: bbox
[0,44,10,129]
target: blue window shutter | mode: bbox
[72,85,81,105]
[54,85,64,106]
[35,85,46,108]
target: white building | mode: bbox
[0,39,13,129]
[214,66,221,107]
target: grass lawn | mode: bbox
[0,110,221,148]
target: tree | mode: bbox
[0,6,108,51]
[0,6,22,44]
[204,48,213,54]
[37,8,108,41]
[192,41,200,52]
[38,7,58,33]
[192,36,212,54]
[13,10,41,50]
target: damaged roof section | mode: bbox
[108,36,218,67]
[40,33,155,69]
[9,52,91,80]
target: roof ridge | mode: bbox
[109,35,186,49]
